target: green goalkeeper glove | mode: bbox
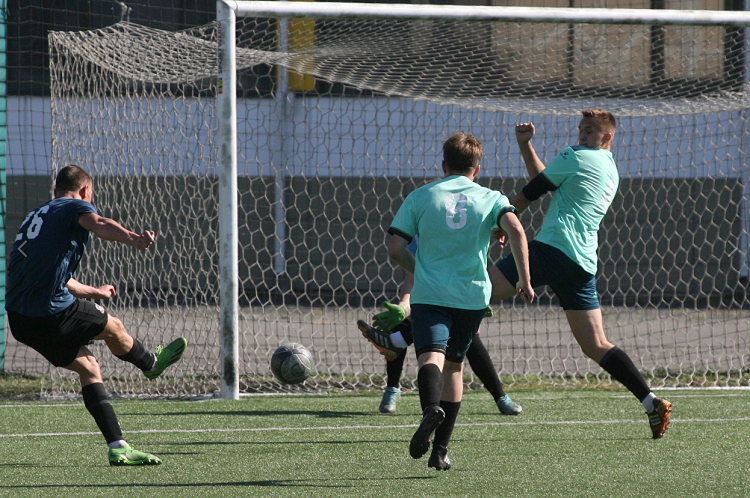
[373,302,407,331]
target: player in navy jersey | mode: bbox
[6,165,188,466]
[358,236,522,416]
[490,109,672,439]
[386,132,534,470]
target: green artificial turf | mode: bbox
[1,389,748,497]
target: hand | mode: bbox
[92,284,116,300]
[515,122,535,144]
[491,227,508,249]
[373,302,406,331]
[517,282,535,304]
[135,230,156,250]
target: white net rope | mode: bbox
[37,15,750,397]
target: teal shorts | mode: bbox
[495,240,600,310]
[411,304,486,363]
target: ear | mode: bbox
[468,163,481,181]
[79,183,90,200]
[602,132,613,146]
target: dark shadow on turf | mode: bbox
[120,410,372,418]
[160,438,411,446]
[0,476,435,490]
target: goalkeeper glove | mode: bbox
[373,302,407,331]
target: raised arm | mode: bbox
[498,211,534,304]
[515,122,546,179]
[78,212,155,250]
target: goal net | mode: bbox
[40,3,750,397]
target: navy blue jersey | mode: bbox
[6,197,97,317]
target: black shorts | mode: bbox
[8,299,109,368]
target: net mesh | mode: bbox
[29,12,750,397]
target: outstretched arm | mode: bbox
[498,211,534,304]
[515,123,546,179]
[78,213,155,250]
[66,278,116,300]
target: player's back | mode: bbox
[391,175,511,310]
[6,197,96,316]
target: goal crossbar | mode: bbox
[225,1,750,26]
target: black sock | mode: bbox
[115,339,155,372]
[417,363,443,412]
[433,400,461,453]
[599,346,651,402]
[82,382,123,444]
[466,336,505,401]
[386,348,407,388]
[394,319,413,346]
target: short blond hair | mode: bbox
[582,109,616,134]
[443,132,483,173]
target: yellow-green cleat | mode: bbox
[144,337,187,380]
[108,445,162,466]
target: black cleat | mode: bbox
[357,320,404,361]
[409,405,445,459]
[428,449,452,471]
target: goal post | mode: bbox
[40,1,750,398]
[217,1,240,400]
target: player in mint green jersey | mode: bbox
[490,109,672,439]
[388,132,534,470]
[358,237,522,416]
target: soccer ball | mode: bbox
[271,343,314,384]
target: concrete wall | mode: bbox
[7,174,743,306]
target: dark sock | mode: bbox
[386,348,407,388]
[466,336,505,401]
[433,400,461,452]
[417,363,443,411]
[82,382,123,444]
[599,346,651,402]
[394,319,413,346]
[115,338,155,372]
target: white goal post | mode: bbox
[40,1,750,399]
[216,1,750,399]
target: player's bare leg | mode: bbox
[564,309,613,363]
[95,315,187,380]
[565,308,671,437]
[95,315,133,356]
[490,265,671,438]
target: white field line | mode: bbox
[2,417,750,439]
[0,388,747,409]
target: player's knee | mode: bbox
[68,351,102,378]
[100,315,127,340]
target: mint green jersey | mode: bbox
[389,175,512,310]
[536,146,618,275]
